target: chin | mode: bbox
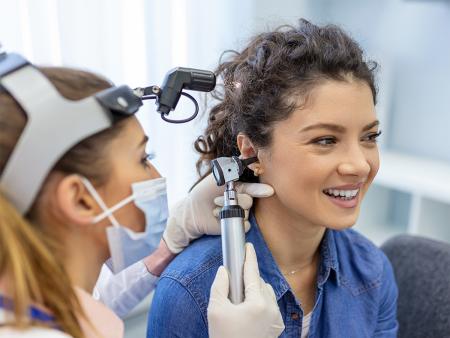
[322,210,360,231]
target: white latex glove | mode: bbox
[163,173,274,254]
[208,243,285,338]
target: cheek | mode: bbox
[114,203,146,232]
[370,150,380,179]
[363,148,380,191]
[262,147,328,209]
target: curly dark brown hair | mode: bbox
[194,19,378,184]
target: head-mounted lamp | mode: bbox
[0,51,215,214]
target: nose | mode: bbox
[146,160,162,179]
[337,144,371,179]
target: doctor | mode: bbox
[0,52,284,338]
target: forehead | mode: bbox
[111,117,146,148]
[290,79,376,128]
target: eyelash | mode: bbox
[363,131,382,142]
[313,131,382,147]
[141,152,156,166]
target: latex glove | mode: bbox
[163,173,274,254]
[208,243,285,338]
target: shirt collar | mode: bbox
[247,213,290,300]
[317,226,340,287]
[247,212,340,300]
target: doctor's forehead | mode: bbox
[107,117,148,150]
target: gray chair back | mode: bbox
[381,235,450,338]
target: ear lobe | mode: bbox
[55,175,99,226]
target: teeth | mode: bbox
[324,188,359,198]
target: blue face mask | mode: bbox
[82,177,169,274]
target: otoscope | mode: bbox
[211,156,258,304]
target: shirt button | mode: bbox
[291,313,299,320]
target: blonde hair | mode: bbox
[0,67,123,337]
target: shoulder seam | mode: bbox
[163,252,222,285]
[159,275,209,329]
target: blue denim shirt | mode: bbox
[147,213,398,337]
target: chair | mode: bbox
[381,235,450,338]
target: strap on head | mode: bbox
[0,53,142,214]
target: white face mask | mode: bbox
[82,177,169,274]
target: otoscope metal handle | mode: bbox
[220,184,246,304]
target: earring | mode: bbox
[253,165,262,177]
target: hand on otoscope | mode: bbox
[208,243,285,338]
[163,173,274,254]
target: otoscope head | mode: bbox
[157,67,216,115]
[211,156,258,186]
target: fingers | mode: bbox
[243,243,262,301]
[213,207,220,218]
[236,182,274,198]
[210,266,230,301]
[244,220,251,233]
[263,281,277,302]
[162,214,189,254]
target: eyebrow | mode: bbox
[137,135,149,148]
[300,120,379,133]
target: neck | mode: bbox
[65,232,105,293]
[47,222,106,294]
[254,196,326,271]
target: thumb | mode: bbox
[243,243,262,301]
[210,266,230,301]
[236,182,274,198]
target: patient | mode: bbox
[147,19,398,338]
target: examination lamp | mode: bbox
[134,67,216,123]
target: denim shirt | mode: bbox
[147,213,398,337]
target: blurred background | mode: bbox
[1,0,449,335]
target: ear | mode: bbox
[55,174,100,226]
[237,133,264,175]
[237,133,257,158]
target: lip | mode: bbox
[324,191,359,208]
[324,182,364,190]
[322,183,364,209]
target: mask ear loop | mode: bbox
[81,177,125,227]
[93,195,136,224]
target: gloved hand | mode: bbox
[208,243,285,338]
[163,173,274,254]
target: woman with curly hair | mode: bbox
[147,19,398,338]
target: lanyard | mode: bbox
[0,294,58,326]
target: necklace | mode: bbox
[281,265,310,276]
[280,253,319,277]
[282,268,303,276]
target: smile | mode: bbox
[322,185,362,209]
[323,188,359,200]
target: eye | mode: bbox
[362,130,382,143]
[141,152,156,167]
[312,136,337,147]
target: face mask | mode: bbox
[82,177,169,274]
